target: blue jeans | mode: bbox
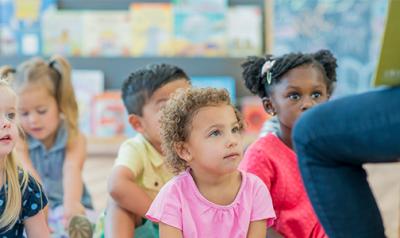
[293,87,400,238]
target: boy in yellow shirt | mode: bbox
[95,64,191,238]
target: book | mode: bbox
[91,91,126,137]
[373,0,400,87]
[42,10,84,56]
[71,70,105,135]
[130,3,174,56]
[82,11,132,57]
[172,0,228,12]
[227,6,262,57]
[174,8,226,56]
[191,76,236,104]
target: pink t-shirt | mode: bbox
[240,133,327,238]
[146,169,276,238]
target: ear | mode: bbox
[174,142,192,162]
[262,97,276,116]
[128,114,145,134]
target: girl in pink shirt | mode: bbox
[146,88,276,238]
[240,50,338,238]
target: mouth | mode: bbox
[223,153,240,160]
[0,134,12,142]
[30,128,42,132]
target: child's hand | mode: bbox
[63,202,85,228]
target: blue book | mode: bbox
[191,76,236,104]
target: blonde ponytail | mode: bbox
[11,55,79,144]
[48,55,79,143]
[0,152,29,231]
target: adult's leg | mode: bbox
[293,87,400,238]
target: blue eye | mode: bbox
[209,130,221,137]
[288,93,301,101]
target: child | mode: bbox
[146,88,276,237]
[0,76,49,237]
[100,64,191,238]
[240,49,337,238]
[1,56,94,238]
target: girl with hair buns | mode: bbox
[240,50,338,238]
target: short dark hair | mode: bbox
[241,49,338,98]
[121,63,190,115]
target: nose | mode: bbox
[1,118,11,129]
[301,97,316,112]
[226,132,239,148]
[27,113,39,125]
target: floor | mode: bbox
[83,153,400,238]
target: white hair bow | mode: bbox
[261,60,275,85]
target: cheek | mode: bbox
[19,117,30,128]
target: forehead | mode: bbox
[0,86,17,107]
[276,65,326,89]
[147,79,190,103]
[191,104,236,128]
[18,84,54,107]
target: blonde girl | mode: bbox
[146,88,276,238]
[0,75,49,237]
[0,56,94,238]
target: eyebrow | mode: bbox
[205,121,239,131]
[286,85,325,90]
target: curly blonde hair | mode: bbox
[160,87,244,174]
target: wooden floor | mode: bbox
[82,153,400,238]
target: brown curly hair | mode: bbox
[160,87,244,174]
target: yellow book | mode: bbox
[373,0,400,87]
[130,3,174,56]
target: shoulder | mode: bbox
[160,171,189,193]
[118,135,146,155]
[242,171,268,189]
[244,134,283,161]
[20,172,48,219]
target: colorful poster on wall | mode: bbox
[274,0,388,96]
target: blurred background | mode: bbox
[0,1,398,237]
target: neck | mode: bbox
[278,125,293,149]
[42,132,57,150]
[190,168,239,188]
[189,167,242,205]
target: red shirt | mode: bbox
[240,133,327,238]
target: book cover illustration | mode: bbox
[82,11,132,57]
[227,6,262,57]
[130,3,174,56]
[42,10,84,56]
[174,9,226,56]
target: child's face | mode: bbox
[265,65,329,130]
[18,84,61,148]
[182,104,243,176]
[0,87,19,158]
[139,79,190,153]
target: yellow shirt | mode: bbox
[114,134,173,199]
